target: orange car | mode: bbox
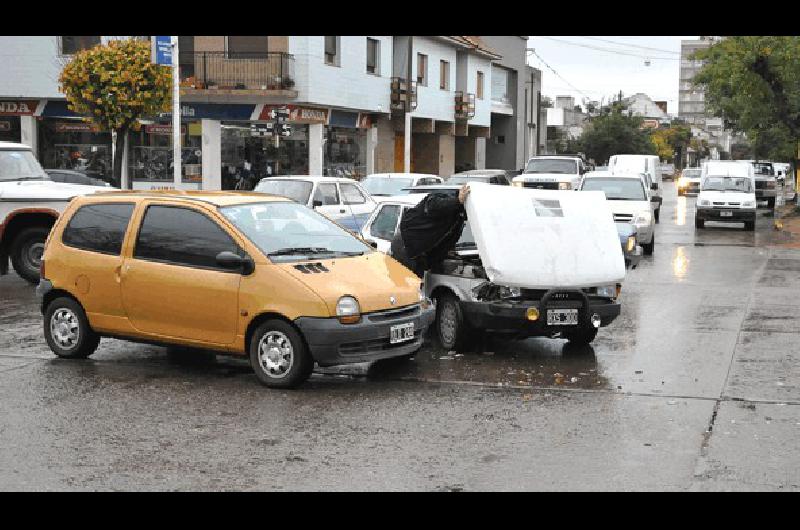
[36,190,434,388]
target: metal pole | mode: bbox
[172,36,181,189]
[404,36,413,173]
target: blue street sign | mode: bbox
[152,36,173,66]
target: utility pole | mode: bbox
[172,36,181,189]
[404,36,413,173]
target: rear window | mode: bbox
[62,203,135,255]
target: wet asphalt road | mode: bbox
[1,182,799,491]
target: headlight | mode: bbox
[634,211,652,225]
[336,296,361,324]
[698,199,710,207]
[512,181,524,188]
[626,235,636,252]
[677,177,687,187]
[472,282,521,301]
[594,285,617,299]
[558,182,572,190]
[742,200,756,208]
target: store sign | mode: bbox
[329,109,359,128]
[145,124,187,135]
[151,36,173,66]
[159,103,255,121]
[259,105,329,124]
[54,121,102,133]
[0,100,39,116]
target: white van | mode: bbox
[695,161,756,231]
[608,155,663,222]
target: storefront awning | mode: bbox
[39,100,257,122]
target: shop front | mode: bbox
[325,110,369,180]
[38,118,113,183]
[128,122,202,190]
[0,115,21,143]
[1,99,41,145]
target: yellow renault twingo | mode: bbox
[36,191,434,388]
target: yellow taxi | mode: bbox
[36,190,434,388]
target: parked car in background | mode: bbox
[254,175,376,232]
[36,190,435,388]
[774,162,790,184]
[677,168,702,196]
[608,154,663,222]
[45,169,112,188]
[361,173,442,197]
[513,155,587,191]
[0,142,108,283]
[660,163,676,181]
[695,161,756,231]
[579,171,655,256]
[448,169,512,185]
[740,160,777,209]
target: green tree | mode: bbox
[575,104,656,165]
[59,39,172,187]
[693,36,800,161]
[650,124,693,168]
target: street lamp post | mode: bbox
[172,36,181,189]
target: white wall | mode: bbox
[464,54,491,127]
[289,36,392,113]
[0,36,62,98]
[410,37,457,123]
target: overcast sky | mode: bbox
[526,36,698,115]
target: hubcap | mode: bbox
[439,301,457,345]
[257,331,294,379]
[50,308,80,350]
[23,241,45,273]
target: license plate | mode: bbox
[720,210,733,217]
[547,309,578,326]
[390,322,415,344]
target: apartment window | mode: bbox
[439,60,450,90]
[60,36,101,55]
[417,54,428,85]
[325,36,339,66]
[477,71,484,99]
[226,36,268,58]
[366,38,380,75]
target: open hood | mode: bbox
[464,183,625,288]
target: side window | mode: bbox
[62,203,135,255]
[313,183,339,206]
[340,183,366,205]
[134,205,239,269]
[370,205,401,240]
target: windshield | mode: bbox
[221,202,371,262]
[581,178,646,201]
[702,176,753,193]
[448,175,491,185]
[362,176,413,196]
[0,149,49,182]
[683,169,701,179]
[254,179,313,204]
[524,159,578,174]
[751,162,773,176]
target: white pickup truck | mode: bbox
[0,142,108,283]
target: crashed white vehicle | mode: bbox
[0,142,108,283]
[364,183,625,350]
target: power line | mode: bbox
[535,36,680,61]
[527,48,591,100]
[579,36,681,55]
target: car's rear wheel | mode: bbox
[435,292,473,352]
[10,226,50,284]
[249,320,313,389]
[642,233,655,256]
[654,207,660,223]
[43,296,100,359]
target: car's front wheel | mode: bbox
[745,220,755,231]
[43,296,100,359]
[249,320,313,389]
[10,226,50,284]
[563,324,598,345]
[642,233,655,256]
[435,292,473,352]
[695,217,705,229]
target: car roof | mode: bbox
[74,190,291,207]
[405,184,462,190]
[45,169,87,175]
[366,173,438,179]
[0,141,32,151]
[453,169,507,175]
[261,175,356,183]
[374,194,427,206]
[583,170,644,179]
[527,155,580,161]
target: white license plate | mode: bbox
[720,210,733,217]
[547,309,579,326]
[390,322,415,344]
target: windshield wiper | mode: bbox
[268,247,335,257]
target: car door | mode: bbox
[365,203,402,253]
[312,182,344,221]
[120,203,242,346]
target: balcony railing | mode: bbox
[455,91,475,119]
[179,52,295,91]
[390,77,417,113]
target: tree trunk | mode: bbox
[113,128,126,189]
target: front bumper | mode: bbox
[460,290,620,336]
[696,207,756,222]
[294,303,436,366]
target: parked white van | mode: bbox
[608,155,663,222]
[695,161,756,231]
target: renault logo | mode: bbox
[390,296,397,305]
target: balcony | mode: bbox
[390,77,417,113]
[455,91,475,119]
[178,52,296,98]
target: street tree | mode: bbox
[576,104,656,165]
[650,124,693,168]
[693,36,800,161]
[59,39,172,187]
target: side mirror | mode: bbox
[216,251,255,275]
[312,200,323,208]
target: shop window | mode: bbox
[313,183,339,206]
[340,183,366,205]
[128,122,202,186]
[440,60,450,90]
[370,205,401,240]
[324,127,366,180]
[325,36,339,66]
[60,36,101,55]
[417,54,428,86]
[226,36,268,59]
[366,38,380,75]
[37,119,112,182]
[477,71,484,99]
[62,204,135,255]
